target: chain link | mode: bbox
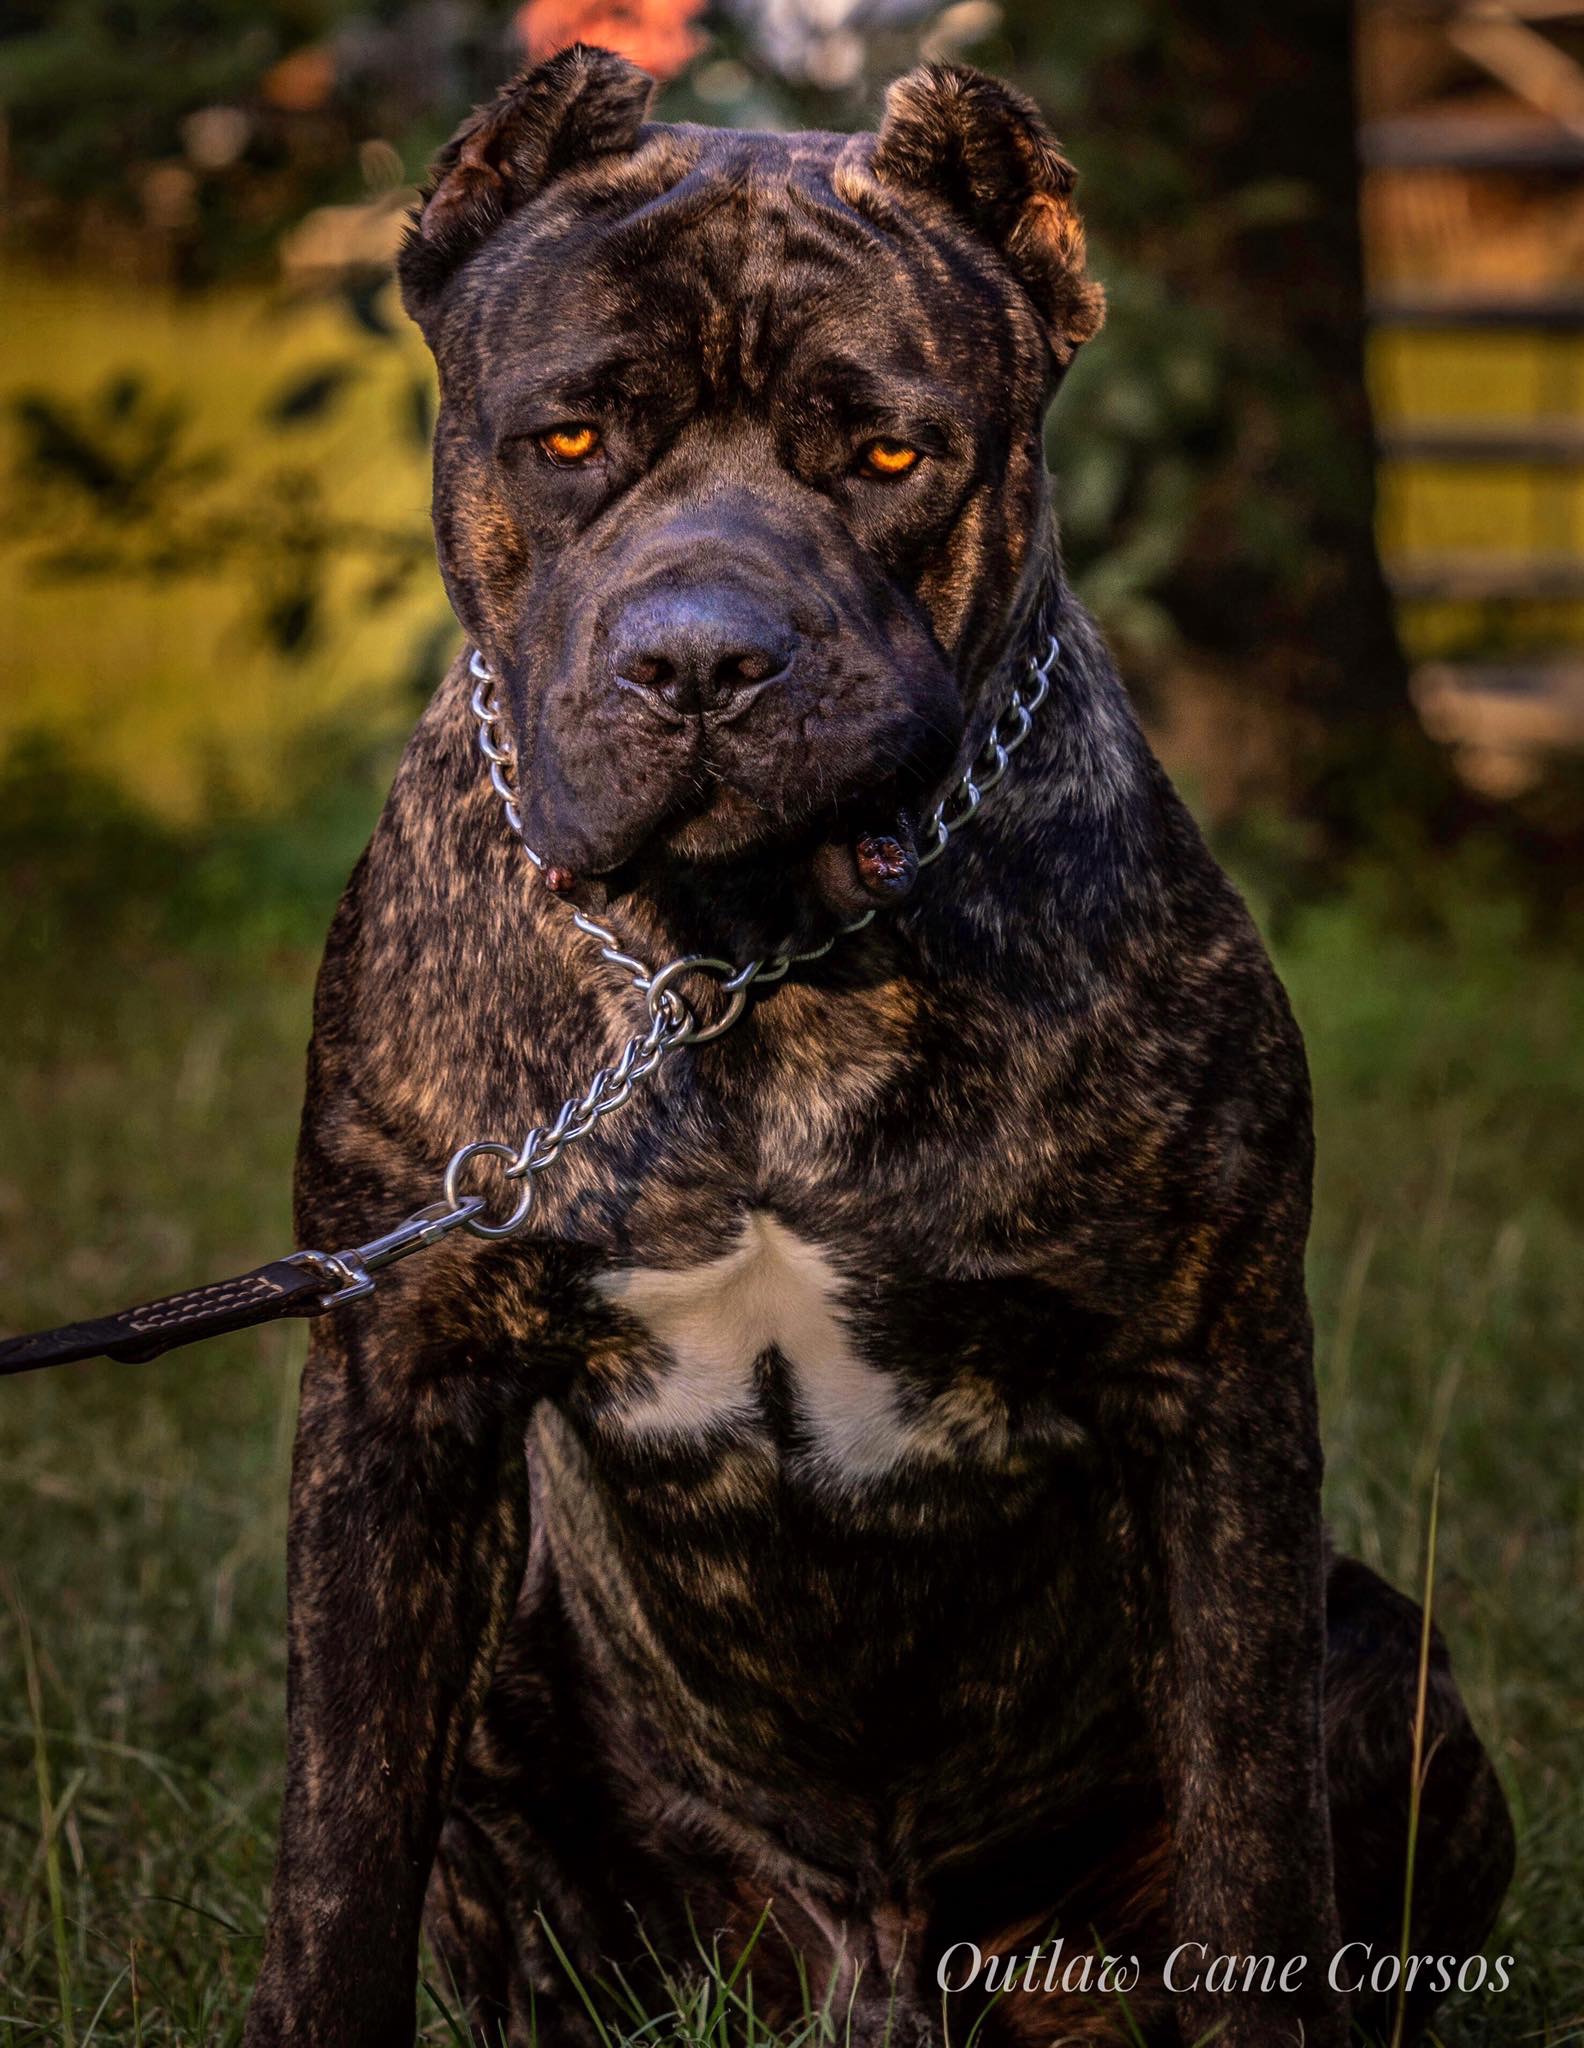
[296,631,1058,1298]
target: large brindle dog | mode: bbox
[243,47,1513,2048]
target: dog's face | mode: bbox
[400,50,1102,912]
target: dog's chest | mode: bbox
[591,1210,920,1482]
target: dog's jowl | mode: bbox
[242,48,1514,2048]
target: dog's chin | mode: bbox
[655,786,782,865]
[534,781,924,943]
[526,746,934,944]
[655,781,924,922]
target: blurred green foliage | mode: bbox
[0,0,500,274]
[10,357,432,661]
[2,0,292,201]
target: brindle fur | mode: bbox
[243,49,1513,2048]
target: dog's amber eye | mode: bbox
[861,438,922,478]
[539,424,601,466]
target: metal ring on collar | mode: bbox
[443,1140,535,1239]
[643,955,751,1045]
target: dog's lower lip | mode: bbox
[811,799,920,917]
[855,824,918,898]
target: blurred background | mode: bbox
[1,4,1580,2043]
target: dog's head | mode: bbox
[399,46,1102,914]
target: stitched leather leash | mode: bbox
[0,1263,334,1375]
[0,633,1059,1378]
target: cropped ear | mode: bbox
[398,44,653,321]
[872,63,1104,370]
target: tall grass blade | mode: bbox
[1390,1469,1441,2048]
[3,1572,77,2048]
[78,1963,129,2046]
[536,1909,617,2048]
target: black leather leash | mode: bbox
[0,1193,495,1377]
[0,1260,331,1376]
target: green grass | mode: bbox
[0,748,1580,2044]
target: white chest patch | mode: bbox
[594,1212,914,1479]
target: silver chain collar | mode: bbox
[293,634,1058,1303]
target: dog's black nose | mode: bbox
[611,587,792,720]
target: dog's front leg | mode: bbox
[1140,1311,1346,2048]
[243,1308,530,2047]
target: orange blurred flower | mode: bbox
[261,44,338,113]
[514,0,707,79]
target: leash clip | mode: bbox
[289,1196,488,1310]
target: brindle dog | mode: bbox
[242,47,1513,2048]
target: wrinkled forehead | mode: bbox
[445,124,1029,417]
